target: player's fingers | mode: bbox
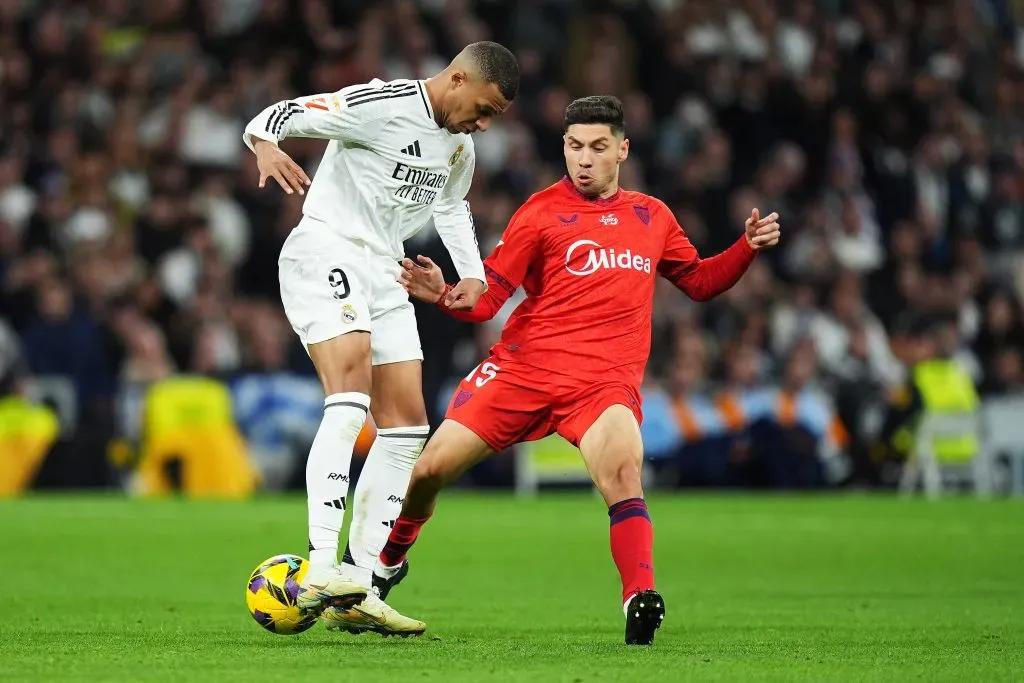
[400,258,416,271]
[756,212,779,227]
[753,230,781,246]
[750,207,760,224]
[271,172,294,195]
[290,161,311,186]
[288,162,310,188]
[416,255,436,268]
[258,171,267,189]
[756,222,780,235]
[278,166,305,195]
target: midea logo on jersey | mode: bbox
[565,239,651,277]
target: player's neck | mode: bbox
[423,75,444,128]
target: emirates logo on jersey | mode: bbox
[565,239,652,277]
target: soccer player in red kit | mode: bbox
[369,96,781,644]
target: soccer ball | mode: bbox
[245,554,317,635]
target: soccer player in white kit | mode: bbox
[242,42,519,635]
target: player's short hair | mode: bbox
[563,96,625,137]
[463,41,519,101]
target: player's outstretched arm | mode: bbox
[433,138,488,311]
[242,90,391,194]
[398,256,511,323]
[659,208,781,301]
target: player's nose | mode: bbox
[475,117,491,132]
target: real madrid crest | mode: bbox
[448,144,464,167]
[342,304,357,323]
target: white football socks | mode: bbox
[306,392,370,570]
[344,425,429,572]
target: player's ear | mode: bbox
[618,137,630,163]
[450,69,468,90]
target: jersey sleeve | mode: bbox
[432,138,486,283]
[242,90,393,151]
[656,203,756,301]
[438,202,541,323]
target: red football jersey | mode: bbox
[443,177,756,387]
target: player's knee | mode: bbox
[594,460,642,500]
[373,400,428,429]
[410,457,448,494]
[310,333,372,394]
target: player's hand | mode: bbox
[254,139,311,195]
[744,208,781,250]
[445,277,486,311]
[398,255,446,302]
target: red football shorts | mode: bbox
[444,358,644,452]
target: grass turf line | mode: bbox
[1,494,1022,682]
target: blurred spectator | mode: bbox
[875,315,981,479]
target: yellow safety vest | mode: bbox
[137,376,257,498]
[0,396,59,495]
[912,360,979,462]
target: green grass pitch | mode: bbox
[2,493,1022,682]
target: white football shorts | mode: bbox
[278,215,423,365]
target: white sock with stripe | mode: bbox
[306,392,370,570]
[343,425,429,574]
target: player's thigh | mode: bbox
[368,264,423,368]
[445,360,554,454]
[279,247,373,394]
[576,404,645,504]
[371,360,428,428]
[413,419,494,487]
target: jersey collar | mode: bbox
[416,80,439,128]
[560,175,621,205]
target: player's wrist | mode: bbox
[252,137,280,152]
[435,283,454,307]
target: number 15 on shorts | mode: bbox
[466,361,500,388]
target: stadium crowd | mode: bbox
[1,0,1023,491]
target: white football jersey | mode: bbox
[243,78,484,281]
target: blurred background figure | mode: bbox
[1,0,1023,494]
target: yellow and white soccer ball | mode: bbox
[245,554,318,635]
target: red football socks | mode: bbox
[608,497,655,604]
[378,514,431,568]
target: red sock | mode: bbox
[378,514,430,568]
[608,497,655,604]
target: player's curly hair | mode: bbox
[463,41,519,101]
[564,96,625,136]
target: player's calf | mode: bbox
[579,405,660,642]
